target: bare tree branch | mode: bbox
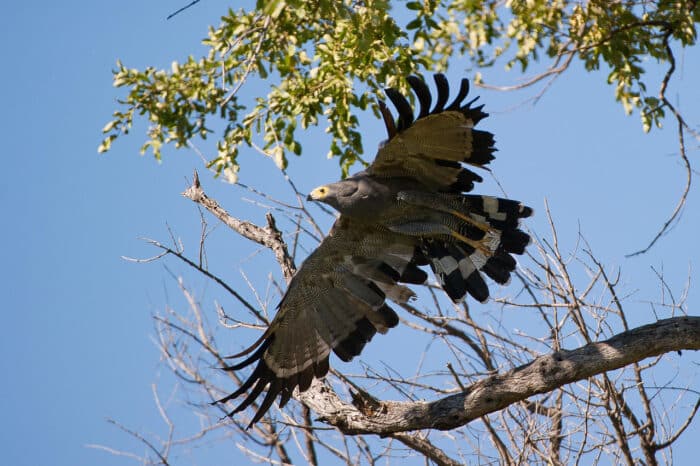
[627,27,694,257]
[183,170,297,281]
[298,317,699,435]
[166,0,201,20]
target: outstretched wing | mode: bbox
[369,75,533,303]
[216,217,427,427]
[370,74,495,193]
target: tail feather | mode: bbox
[397,190,532,302]
[500,229,531,255]
[398,191,532,230]
[422,241,489,302]
[482,250,517,284]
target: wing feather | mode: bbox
[370,75,494,192]
[407,75,432,118]
[216,218,417,428]
[432,74,449,113]
[384,88,414,131]
[446,78,470,111]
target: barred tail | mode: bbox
[395,191,533,302]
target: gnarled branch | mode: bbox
[297,317,699,435]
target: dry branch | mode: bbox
[295,317,699,435]
[182,170,296,281]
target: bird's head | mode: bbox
[307,180,359,213]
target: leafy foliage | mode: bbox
[100,0,699,179]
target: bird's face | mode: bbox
[307,181,358,213]
[308,184,341,211]
[307,185,332,202]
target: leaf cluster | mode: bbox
[101,0,423,180]
[100,0,699,178]
[424,0,697,131]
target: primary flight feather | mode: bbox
[216,74,533,427]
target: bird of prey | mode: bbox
[216,74,533,427]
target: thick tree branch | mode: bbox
[299,317,699,435]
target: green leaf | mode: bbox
[97,135,116,153]
[406,18,422,30]
[102,120,117,133]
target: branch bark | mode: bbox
[297,317,699,435]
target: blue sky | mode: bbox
[2,2,698,465]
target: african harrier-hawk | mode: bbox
[216,74,533,427]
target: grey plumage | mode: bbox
[217,74,533,427]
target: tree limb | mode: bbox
[299,317,699,435]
